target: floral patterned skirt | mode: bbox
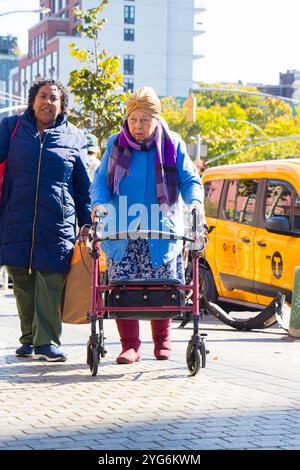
[107,239,184,282]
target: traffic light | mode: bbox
[184,95,196,122]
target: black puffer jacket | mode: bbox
[0,110,91,273]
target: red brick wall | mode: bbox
[15,0,83,97]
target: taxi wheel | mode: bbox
[199,266,217,302]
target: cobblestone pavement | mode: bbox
[0,291,300,451]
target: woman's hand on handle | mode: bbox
[77,226,90,243]
[91,204,108,222]
[189,202,206,226]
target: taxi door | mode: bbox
[254,179,300,305]
[214,179,259,304]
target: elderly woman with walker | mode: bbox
[91,86,204,364]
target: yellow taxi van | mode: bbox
[202,159,300,310]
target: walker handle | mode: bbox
[192,208,198,233]
[93,210,101,223]
[92,210,102,234]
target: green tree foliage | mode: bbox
[196,82,264,109]
[161,97,198,142]
[161,83,300,166]
[68,0,128,151]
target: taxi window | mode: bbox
[204,180,223,217]
[224,179,258,225]
[265,180,300,231]
[295,197,300,230]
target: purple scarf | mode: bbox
[107,119,178,208]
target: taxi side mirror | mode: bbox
[265,216,290,233]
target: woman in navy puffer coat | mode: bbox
[0,79,91,361]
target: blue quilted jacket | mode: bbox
[0,110,91,273]
[91,131,203,267]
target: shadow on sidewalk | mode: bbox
[0,356,189,385]
[205,336,288,343]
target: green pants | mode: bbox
[6,266,65,347]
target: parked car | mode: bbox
[201,159,300,310]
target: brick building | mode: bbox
[11,0,206,102]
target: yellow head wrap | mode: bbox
[126,86,161,119]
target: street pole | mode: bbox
[289,267,300,338]
[195,135,201,161]
[205,135,300,166]
[194,86,300,106]
[0,104,26,115]
[228,118,266,139]
[0,8,50,17]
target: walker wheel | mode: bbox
[200,337,207,368]
[87,344,99,376]
[186,340,201,376]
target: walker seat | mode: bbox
[108,278,185,320]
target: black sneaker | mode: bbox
[33,344,67,362]
[15,344,33,357]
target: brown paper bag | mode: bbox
[60,242,93,324]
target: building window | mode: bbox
[46,55,52,77]
[124,78,134,92]
[22,67,28,98]
[26,65,31,87]
[35,36,38,57]
[53,0,59,13]
[124,28,134,41]
[32,62,38,81]
[20,68,25,100]
[123,54,134,75]
[38,58,45,79]
[124,5,135,24]
[52,51,58,80]
[39,35,43,54]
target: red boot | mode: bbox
[151,319,172,360]
[116,319,141,364]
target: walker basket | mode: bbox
[107,278,186,320]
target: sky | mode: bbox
[0,0,41,52]
[200,0,300,85]
[0,0,300,86]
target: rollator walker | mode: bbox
[86,209,207,377]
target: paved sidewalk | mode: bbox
[0,290,300,451]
